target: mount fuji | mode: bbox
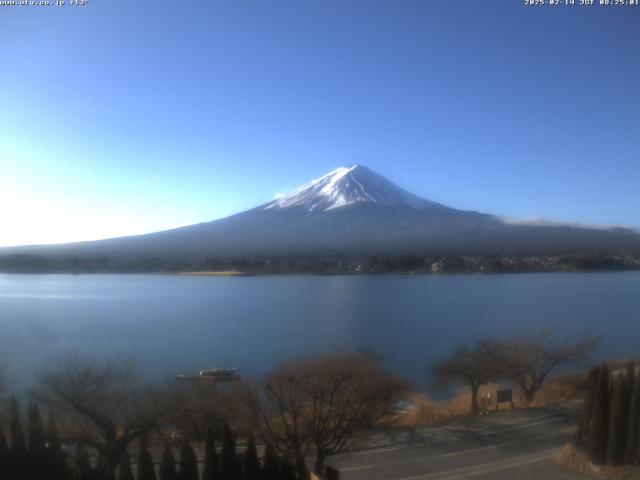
[3,165,640,264]
[264,165,442,212]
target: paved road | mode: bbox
[326,404,589,480]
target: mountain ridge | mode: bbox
[2,165,640,268]
[263,165,445,212]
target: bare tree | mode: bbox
[34,355,168,479]
[242,351,406,478]
[162,380,237,442]
[501,331,596,404]
[433,340,504,415]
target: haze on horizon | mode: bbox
[1,1,639,247]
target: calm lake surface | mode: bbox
[1,272,639,390]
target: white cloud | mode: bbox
[498,215,634,231]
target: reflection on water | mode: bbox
[0,272,638,392]
[0,293,104,300]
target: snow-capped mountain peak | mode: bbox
[265,165,441,212]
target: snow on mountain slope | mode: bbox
[264,165,445,212]
[2,165,640,263]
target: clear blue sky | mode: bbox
[1,0,639,246]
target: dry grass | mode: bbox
[554,443,640,480]
[397,374,588,428]
[398,384,503,427]
[518,373,587,407]
[396,394,452,426]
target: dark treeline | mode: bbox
[0,350,404,480]
[1,252,639,274]
[580,361,640,465]
[1,398,69,480]
[0,399,300,480]
[0,340,627,478]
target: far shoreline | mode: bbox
[2,269,640,277]
[171,270,249,277]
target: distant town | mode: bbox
[1,252,640,275]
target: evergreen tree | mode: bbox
[622,360,637,463]
[75,444,94,480]
[27,401,47,478]
[588,364,611,464]
[243,438,261,480]
[278,457,296,480]
[580,367,599,440]
[27,402,46,454]
[47,412,71,480]
[0,425,10,479]
[626,375,640,465]
[137,440,158,480]
[9,397,28,479]
[607,373,630,464]
[220,425,241,480]
[159,444,178,480]
[261,445,280,480]
[95,455,111,480]
[10,397,27,454]
[626,362,636,392]
[117,452,135,480]
[201,433,219,480]
[178,438,199,480]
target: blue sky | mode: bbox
[1,0,639,246]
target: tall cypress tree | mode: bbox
[27,402,46,455]
[261,444,280,480]
[75,444,94,480]
[47,412,70,480]
[0,425,10,479]
[588,364,611,464]
[159,444,178,480]
[626,375,640,465]
[10,397,27,454]
[27,401,47,478]
[117,452,135,480]
[96,455,111,480]
[626,362,636,392]
[607,373,630,464]
[220,425,241,480]
[243,438,261,480]
[178,438,199,480]
[201,433,219,480]
[137,439,158,480]
[580,367,599,440]
[278,457,296,480]
[10,397,28,479]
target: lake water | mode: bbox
[0,272,639,391]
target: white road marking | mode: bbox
[466,450,555,477]
[497,418,557,431]
[333,416,575,473]
[341,465,373,472]
[352,447,399,456]
[395,448,558,480]
[443,426,575,458]
[443,445,499,457]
